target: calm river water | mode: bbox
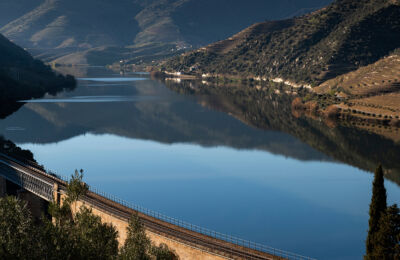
[1,67,399,259]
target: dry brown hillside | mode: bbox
[311,51,400,129]
[315,54,400,97]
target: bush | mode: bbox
[325,105,340,119]
[0,197,36,259]
[119,214,177,260]
[291,97,304,109]
[305,101,319,113]
[0,171,177,260]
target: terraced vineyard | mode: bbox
[316,54,400,96]
[312,52,400,127]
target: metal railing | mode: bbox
[0,160,54,201]
[51,171,315,260]
[0,155,316,260]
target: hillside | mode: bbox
[164,0,400,85]
[0,0,42,27]
[168,0,332,46]
[306,50,400,124]
[315,51,400,96]
[0,0,142,49]
[0,33,76,106]
[0,0,332,65]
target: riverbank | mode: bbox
[156,73,400,145]
[155,51,400,130]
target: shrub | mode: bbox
[291,97,304,109]
[325,105,340,119]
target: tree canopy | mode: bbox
[365,165,400,259]
[0,172,177,260]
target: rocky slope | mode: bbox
[164,0,400,85]
[1,0,142,49]
[0,0,332,65]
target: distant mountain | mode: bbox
[0,33,75,110]
[1,0,141,49]
[0,0,332,65]
[142,0,333,46]
[164,0,400,85]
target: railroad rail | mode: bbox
[0,152,315,260]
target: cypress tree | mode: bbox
[365,164,387,258]
[371,205,400,259]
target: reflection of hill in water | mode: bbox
[0,78,329,163]
[165,80,400,185]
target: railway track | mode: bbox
[82,192,275,260]
[0,152,313,260]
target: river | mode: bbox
[1,67,399,259]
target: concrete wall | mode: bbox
[147,232,228,260]
[61,195,227,260]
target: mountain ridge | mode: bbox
[163,0,400,85]
[0,0,332,65]
[0,33,75,107]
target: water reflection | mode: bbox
[20,95,160,103]
[0,67,399,259]
[0,68,328,162]
[164,79,400,186]
[79,77,148,82]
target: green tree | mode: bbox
[0,197,35,259]
[0,172,176,260]
[66,169,89,204]
[47,170,118,260]
[34,217,76,260]
[366,164,388,258]
[0,196,77,259]
[49,169,88,226]
[371,205,400,259]
[48,198,73,227]
[51,170,118,260]
[119,213,152,260]
[73,207,119,260]
[119,213,177,260]
[151,243,178,260]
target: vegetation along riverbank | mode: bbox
[158,0,400,126]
